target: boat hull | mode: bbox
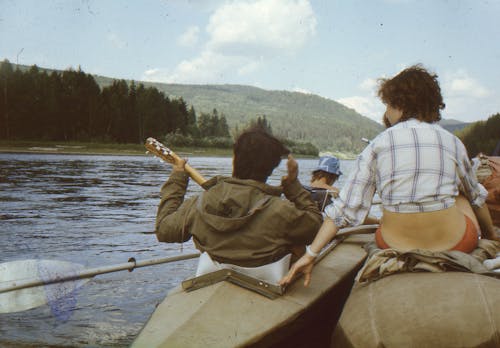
[132,234,372,348]
[331,272,500,348]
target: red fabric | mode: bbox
[375,215,478,252]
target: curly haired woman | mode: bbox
[281,64,498,287]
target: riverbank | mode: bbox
[0,140,234,157]
[0,140,331,158]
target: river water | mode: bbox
[0,153,358,347]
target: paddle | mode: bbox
[0,253,199,314]
[0,224,380,313]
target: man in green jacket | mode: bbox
[155,127,322,268]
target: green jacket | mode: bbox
[156,171,322,267]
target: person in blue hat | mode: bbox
[305,156,381,226]
[304,156,342,211]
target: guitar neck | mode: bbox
[160,147,207,187]
[181,163,207,187]
[145,137,208,188]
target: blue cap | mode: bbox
[316,156,342,176]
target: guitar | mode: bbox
[144,137,207,187]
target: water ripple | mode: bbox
[0,153,352,347]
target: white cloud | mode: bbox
[444,71,490,98]
[237,60,263,75]
[337,96,385,124]
[145,0,317,84]
[206,0,316,55]
[359,78,378,93]
[142,68,170,82]
[177,26,200,47]
[336,78,385,123]
[145,51,251,84]
[293,87,313,94]
[441,70,494,122]
[336,69,498,124]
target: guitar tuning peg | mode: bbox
[145,151,149,155]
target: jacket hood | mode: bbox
[197,176,282,232]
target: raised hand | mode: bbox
[173,157,187,172]
[282,154,298,186]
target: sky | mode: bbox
[1,0,500,124]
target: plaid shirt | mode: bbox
[324,119,487,228]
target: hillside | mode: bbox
[5,62,381,154]
[93,75,384,155]
[3,62,473,155]
[439,119,470,133]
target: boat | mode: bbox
[131,229,376,348]
[331,244,500,348]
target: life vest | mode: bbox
[477,155,500,227]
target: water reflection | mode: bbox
[0,153,359,347]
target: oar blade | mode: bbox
[0,259,88,313]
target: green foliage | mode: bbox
[249,115,273,134]
[2,61,382,154]
[280,138,318,156]
[140,83,384,154]
[164,132,233,149]
[165,115,319,156]
[0,60,197,144]
[455,113,500,157]
[197,108,230,138]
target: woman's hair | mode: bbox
[311,170,338,186]
[378,64,445,123]
[233,127,290,182]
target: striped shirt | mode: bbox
[324,119,487,228]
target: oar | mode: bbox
[0,253,199,314]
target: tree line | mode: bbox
[0,60,230,143]
[0,60,318,155]
[456,113,500,157]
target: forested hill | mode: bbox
[93,76,384,154]
[5,61,383,154]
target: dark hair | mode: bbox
[311,170,338,186]
[378,64,445,123]
[233,127,290,182]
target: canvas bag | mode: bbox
[477,155,500,227]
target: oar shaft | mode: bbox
[336,224,379,237]
[0,253,199,294]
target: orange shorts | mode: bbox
[375,215,478,253]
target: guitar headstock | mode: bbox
[145,137,176,164]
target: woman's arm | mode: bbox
[155,158,195,243]
[473,203,499,241]
[279,217,339,287]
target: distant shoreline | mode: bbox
[0,141,354,159]
[0,141,233,157]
